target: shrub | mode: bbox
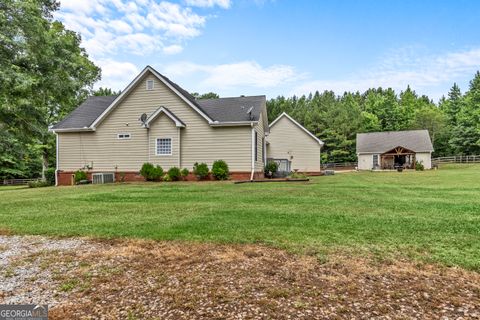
[74,170,88,183]
[140,163,163,181]
[163,174,172,182]
[28,180,51,188]
[181,168,189,180]
[211,160,229,180]
[264,161,278,178]
[168,167,181,181]
[193,162,209,180]
[44,168,56,185]
[289,171,307,179]
[415,161,425,171]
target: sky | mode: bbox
[56,0,480,101]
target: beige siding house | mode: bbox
[356,130,434,170]
[266,113,324,173]
[52,66,322,185]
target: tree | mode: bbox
[93,87,121,96]
[191,92,219,99]
[450,72,480,155]
[0,0,100,179]
[410,106,449,156]
[442,83,462,125]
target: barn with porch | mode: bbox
[356,130,434,170]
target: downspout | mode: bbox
[178,127,181,168]
[250,124,255,181]
[55,132,59,186]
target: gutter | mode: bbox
[50,127,95,133]
[210,121,258,127]
[55,133,59,186]
[250,123,255,181]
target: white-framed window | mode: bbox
[156,138,172,155]
[117,133,131,140]
[146,79,154,90]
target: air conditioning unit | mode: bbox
[92,173,115,184]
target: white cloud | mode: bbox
[185,0,231,9]
[56,0,211,59]
[164,60,302,88]
[292,47,480,100]
[163,44,184,55]
[95,59,139,90]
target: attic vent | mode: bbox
[146,80,154,91]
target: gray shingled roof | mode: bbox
[197,95,265,122]
[356,130,434,153]
[51,95,118,130]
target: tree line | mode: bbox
[267,74,480,163]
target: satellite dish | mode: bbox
[140,113,148,123]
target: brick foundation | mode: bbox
[56,171,265,186]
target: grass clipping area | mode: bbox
[0,164,479,270]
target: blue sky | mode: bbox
[57,0,480,101]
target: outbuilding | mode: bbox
[356,130,434,170]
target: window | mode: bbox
[146,79,154,90]
[254,131,258,161]
[156,138,172,155]
[373,154,379,168]
[117,133,131,139]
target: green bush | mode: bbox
[44,168,56,185]
[415,161,425,171]
[168,167,181,181]
[212,160,229,180]
[163,174,172,182]
[181,168,189,179]
[289,171,308,179]
[74,170,88,183]
[140,163,163,181]
[28,180,51,188]
[264,161,278,178]
[193,162,209,180]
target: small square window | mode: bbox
[146,80,154,90]
[117,133,131,139]
[156,138,172,155]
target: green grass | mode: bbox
[1,164,479,270]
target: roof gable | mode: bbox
[269,112,324,145]
[356,130,434,153]
[144,106,185,128]
[90,66,213,129]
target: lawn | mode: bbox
[0,164,479,270]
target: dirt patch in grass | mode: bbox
[1,236,479,319]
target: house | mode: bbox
[356,130,434,170]
[51,66,269,185]
[266,113,324,174]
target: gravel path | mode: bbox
[1,235,479,319]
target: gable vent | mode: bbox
[146,80,154,91]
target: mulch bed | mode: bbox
[1,236,479,319]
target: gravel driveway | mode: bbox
[1,235,479,319]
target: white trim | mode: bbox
[210,121,258,127]
[155,137,173,156]
[55,133,59,186]
[91,66,213,129]
[117,133,131,139]
[50,127,95,133]
[146,79,154,91]
[250,125,255,180]
[144,106,185,128]
[269,112,324,145]
[177,127,181,167]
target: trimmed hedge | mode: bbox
[212,160,229,180]
[140,163,164,181]
[167,167,181,181]
[193,162,209,180]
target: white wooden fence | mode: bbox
[432,155,480,164]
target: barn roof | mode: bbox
[356,130,434,154]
